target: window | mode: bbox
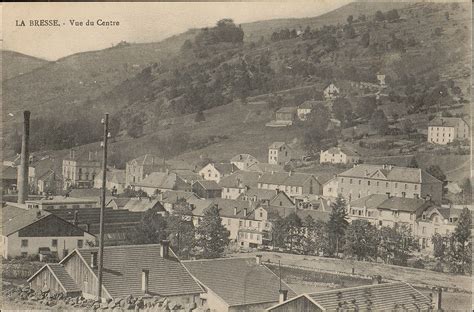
[422,227,426,234]
[404,184,407,190]
[358,180,361,185]
[386,182,389,187]
[52,239,58,247]
[377,181,379,186]
[21,239,28,247]
[368,181,371,186]
[395,183,398,188]
[414,185,418,190]
[249,221,253,227]
[77,240,83,248]
[239,220,243,227]
[350,179,353,184]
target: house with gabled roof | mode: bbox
[131,171,191,196]
[158,190,199,213]
[230,154,259,171]
[2,205,95,259]
[323,82,340,100]
[28,243,204,301]
[192,180,222,199]
[268,142,294,166]
[94,168,126,194]
[296,100,329,121]
[247,162,284,174]
[428,116,470,145]
[125,154,165,187]
[337,164,442,203]
[183,256,296,312]
[238,189,278,205]
[257,171,322,198]
[62,150,101,190]
[198,163,238,183]
[320,147,360,164]
[219,170,261,199]
[267,282,433,312]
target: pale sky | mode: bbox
[2,1,352,60]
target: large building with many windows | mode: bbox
[62,150,101,189]
[427,117,470,145]
[337,164,443,203]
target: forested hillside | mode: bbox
[3,2,470,163]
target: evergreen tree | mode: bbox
[128,206,168,244]
[272,215,287,249]
[461,178,472,205]
[195,205,230,259]
[343,220,379,261]
[447,208,472,274]
[327,195,349,256]
[369,110,388,134]
[284,212,303,252]
[167,199,196,259]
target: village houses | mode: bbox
[93,168,126,194]
[230,153,259,171]
[337,164,443,203]
[130,171,191,196]
[219,171,261,199]
[62,150,101,189]
[192,180,222,199]
[320,147,360,164]
[2,204,95,260]
[257,171,322,198]
[296,100,329,121]
[268,142,293,166]
[427,117,470,145]
[274,106,297,125]
[322,177,338,198]
[125,154,166,187]
[28,243,204,302]
[198,163,238,183]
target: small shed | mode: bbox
[28,263,81,296]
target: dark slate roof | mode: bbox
[377,197,430,213]
[238,189,278,201]
[183,258,296,307]
[219,171,261,188]
[110,197,132,209]
[194,180,222,191]
[76,245,203,298]
[2,206,52,236]
[2,165,17,180]
[338,164,441,184]
[128,154,164,166]
[325,147,359,157]
[213,163,239,176]
[122,198,165,212]
[132,172,182,189]
[307,282,431,311]
[428,117,466,127]
[350,194,391,210]
[160,190,198,204]
[258,172,318,187]
[268,142,287,149]
[247,163,284,173]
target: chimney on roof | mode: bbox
[431,287,442,311]
[18,111,30,205]
[142,269,150,294]
[288,170,292,177]
[234,207,238,215]
[239,155,243,160]
[160,240,170,258]
[372,275,382,285]
[73,210,79,225]
[256,254,262,265]
[279,289,288,303]
[158,192,163,201]
[243,208,248,217]
[91,251,98,268]
[89,151,92,161]
[237,178,243,188]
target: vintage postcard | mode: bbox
[1,1,472,311]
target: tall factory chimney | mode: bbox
[18,111,30,204]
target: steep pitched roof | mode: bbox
[28,263,80,293]
[258,172,318,187]
[350,194,390,209]
[306,282,431,311]
[269,142,287,149]
[2,207,51,236]
[213,163,238,176]
[128,154,164,166]
[172,169,201,183]
[325,147,359,157]
[71,244,203,298]
[183,258,296,307]
[338,165,441,184]
[191,198,256,220]
[160,190,198,204]
[132,172,182,189]
[194,180,222,191]
[2,165,17,180]
[246,163,284,173]
[122,198,165,212]
[238,189,278,202]
[109,198,132,209]
[230,154,258,163]
[429,117,465,127]
[377,197,430,213]
[219,171,261,189]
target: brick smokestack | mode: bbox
[18,111,30,204]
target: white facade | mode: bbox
[2,232,95,259]
[320,148,360,164]
[221,187,245,200]
[428,118,470,145]
[323,83,340,100]
[199,164,223,183]
[268,144,292,166]
[322,178,338,198]
[427,126,455,145]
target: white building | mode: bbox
[198,163,238,183]
[268,142,293,166]
[320,147,360,164]
[230,154,259,171]
[323,83,340,100]
[428,117,470,145]
[2,205,95,259]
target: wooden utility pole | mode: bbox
[97,113,109,300]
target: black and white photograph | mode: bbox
[1,1,472,311]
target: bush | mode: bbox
[411,258,425,269]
